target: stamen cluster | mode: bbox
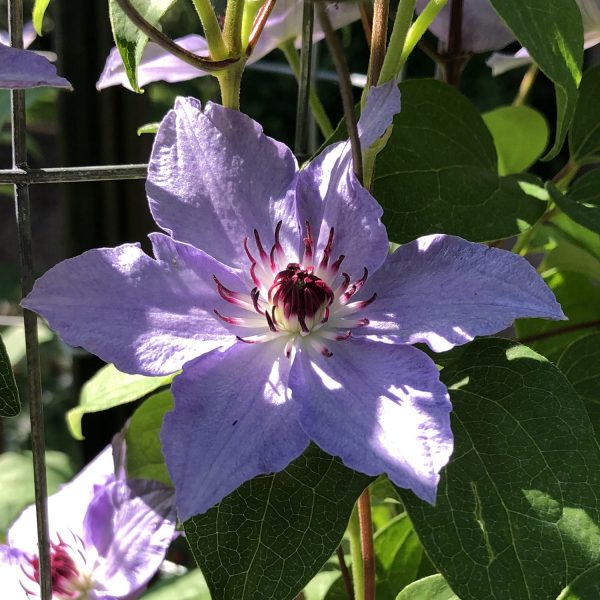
[22,535,90,599]
[213,221,377,357]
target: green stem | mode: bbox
[224,0,246,55]
[348,507,365,600]
[241,0,264,48]
[513,64,539,107]
[378,0,416,84]
[280,40,334,139]
[217,60,246,109]
[219,0,247,109]
[191,0,228,60]
[401,0,448,66]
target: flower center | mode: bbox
[213,221,376,357]
[269,263,334,333]
[22,536,92,600]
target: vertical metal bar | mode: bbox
[8,0,52,597]
[294,0,315,159]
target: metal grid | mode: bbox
[5,0,321,595]
[6,1,148,597]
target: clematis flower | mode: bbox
[415,0,515,53]
[0,22,70,89]
[488,0,600,75]
[96,0,359,90]
[22,81,564,521]
[0,445,176,599]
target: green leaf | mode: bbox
[67,363,173,440]
[32,0,51,35]
[398,338,600,600]
[516,270,600,361]
[1,321,53,365]
[557,332,600,439]
[0,332,20,417]
[0,451,74,539]
[142,569,211,600]
[556,564,600,600]
[548,171,600,235]
[396,575,459,600]
[482,105,549,175]
[489,0,583,160]
[373,79,547,243]
[184,444,372,600]
[126,391,173,486]
[137,121,160,135]
[108,0,176,93]
[570,65,600,163]
[374,513,425,599]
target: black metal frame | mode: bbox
[6,1,147,597]
[5,0,318,595]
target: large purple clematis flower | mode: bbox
[23,81,564,521]
[0,445,176,599]
[415,0,514,53]
[0,26,70,89]
[97,0,359,90]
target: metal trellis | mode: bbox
[6,1,147,598]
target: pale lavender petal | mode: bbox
[253,0,360,61]
[0,22,36,48]
[147,97,299,268]
[415,0,515,53]
[0,546,28,599]
[290,340,453,504]
[162,340,309,520]
[580,0,600,39]
[296,83,400,276]
[83,480,176,598]
[0,45,70,89]
[22,235,242,375]
[8,446,116,554]
[357,235,565,352]
[96,34,209,91]
[486,47,533,76]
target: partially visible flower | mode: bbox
[0,21,70,89]
[0,445,176,599]
[415,0,514,53]
[97,0,359,90]
[488,0,600,75]
[0,21,37,49]
[23,81,564,522]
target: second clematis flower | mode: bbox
[0,445,176,599]
[23,81,565,521]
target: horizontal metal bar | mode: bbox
[0,164,148,185]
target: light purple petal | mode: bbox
[162,340,309,520]
[96,34,209,91]
[0,45,70,89]
[0,546,29,599]
[0,22,36,49]
[415,0,515,53]
[147,97,299,268]
[96,2,359,91]
[290,339,453,504]
[8,446,116,554]
[296,83,400,277]
[83,480,176,598]
[357,235,566,352]
[253,0,360,61]
[22,235,242,375]
[486,47,533,75]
